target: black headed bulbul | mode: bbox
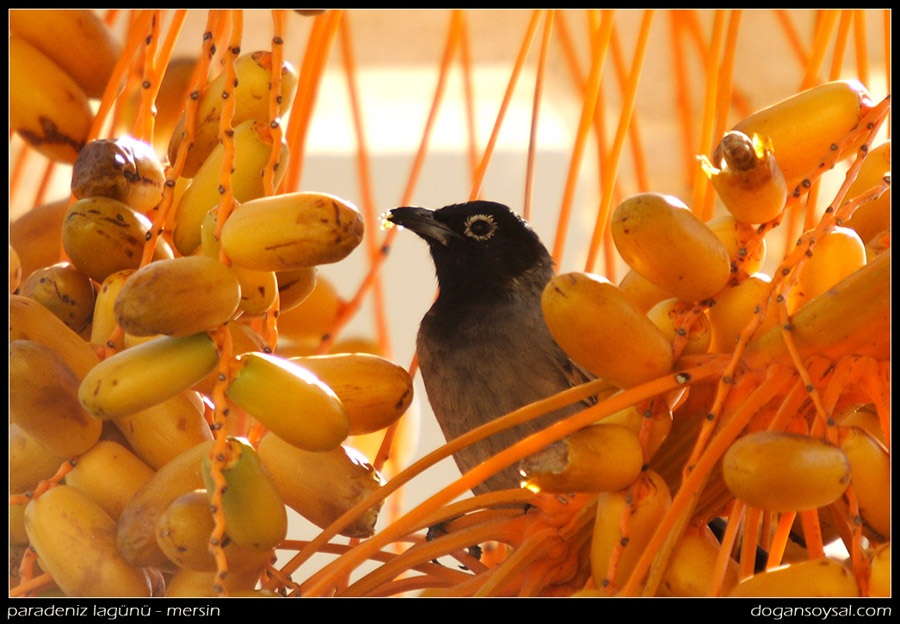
[386,201,594,495]
[386,203,762,564]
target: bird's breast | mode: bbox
[416,298,580,443]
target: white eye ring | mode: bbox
[463,214,497,241]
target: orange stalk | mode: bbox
[842,485,868,590]
[33,161,58,216]
[738,505,763,580]
[701,9,742,223]
[212,10,242,239]
[764,375,808,434]
[801,180,822,231]
[555,12,618,276]
[283,10,343,192]
[397,9,463,207]
[206,324,236,596]
[864,360,890,449]
[316,10,468,355]
[336,13,392,357]
[8,571,55,598]
[800,10,839,90]
[159,10,223,242]
[457,12,479,184]
[8,142,34,210]
[8,459,74,506]
[852,11,869,93]
[101,9,120,27]
[775,10,811,69]
[264,10,287,197]
[620,366,794,596]
[763,511,796,570]
[88,10,154,143]
[142,10,189,142]
[708,501,743,596]
[552,9,614,267]
[468,10,542,202]
[299,359,724,597]
[670,12,697,189]
[134,10,161,142]
[523,10,555,221]
[340,517,513,597]
[689,10,725,221]
[818,357,862,427]
[798,509,825,560]
[585,9,654,273]
[476,528,559,596]
[610,26,649,195]
[828,10,853,82]
[276,374,612,588]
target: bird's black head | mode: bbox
[386,201,554,300]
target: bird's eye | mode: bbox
[463,214,497,241]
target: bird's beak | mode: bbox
[384,206,460,246]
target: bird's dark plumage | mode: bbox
[386,201,593,495]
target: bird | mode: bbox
[385,200,594,496]
[386,201,768,570]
